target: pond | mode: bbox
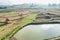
[13,24,60,40]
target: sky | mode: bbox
[0,0,60,5]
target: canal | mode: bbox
[13,24,60,40]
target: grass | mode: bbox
[0,13,37,40]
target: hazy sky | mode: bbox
[0,0,60,5]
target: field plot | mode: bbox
[0,6,60,40]
[0,13,37,40]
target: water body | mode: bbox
[13,24,60,40]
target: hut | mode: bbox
[5,18,10,24]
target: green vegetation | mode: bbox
[1,13,37,40]
[0,5,60,40]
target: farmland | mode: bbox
[0,7,37,40]
[0,6,60,40]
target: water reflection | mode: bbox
[14,24,60,40]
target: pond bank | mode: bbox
[9,22,60,40]
[11,22,60,40]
